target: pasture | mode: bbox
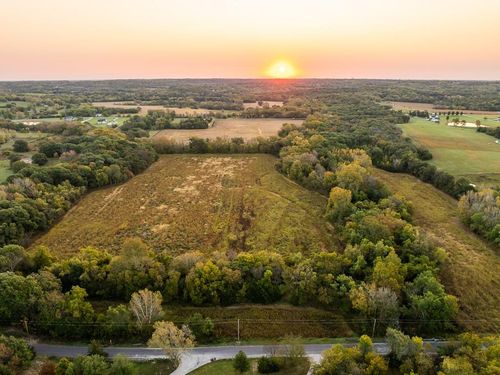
[373,168,500,333]
[388,101,500,115]
[399,117,500,186]
[31,154,337,256]
[153,118,302,142]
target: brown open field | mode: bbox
[243,101,284,109]
[92,101,234,115]
[373,168,500,333]
[153,118,302,142]
[387,101,500,115]
[31,154,336,257]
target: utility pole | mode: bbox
[372,318,377,338]
[237,318,240,343]
[22,318,29,335]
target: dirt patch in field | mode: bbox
[153,118,303,142]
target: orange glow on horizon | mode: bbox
[0,0,499,80]
[265,60,299,79]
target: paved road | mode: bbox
[32,340,444,375]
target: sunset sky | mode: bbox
[1,0,499,80]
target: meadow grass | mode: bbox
[0,160,12,183]
[162,304,354,340]
[399,117,500,187]
[133,359,176,375]
[31,154,338,257]
[153,118,303,142]
[373,168,500,333]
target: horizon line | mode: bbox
[1,77,499,83]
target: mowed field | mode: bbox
[189,358,310,375]
[399,117,500,186]
[153,118,303,142]
[373,169,500,333]
[388,101,500,115]
[32,154,336,256]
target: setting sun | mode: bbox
[265,60,298,78]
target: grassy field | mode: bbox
[373,168,500,333]
[82,116,128,127]
[189,358,310,375]
[0,100,30,108]
[161,304,353,340]
[399,117,500,187]
[31,154,337,256]
[153,118,303,142]
[0,159,12,182]
[134,359,176,374]
[388,101,500,115]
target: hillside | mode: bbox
[373,169,500,333]
[31,154,338,256]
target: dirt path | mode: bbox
[373,169,500,333]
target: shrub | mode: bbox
[257,356,280,373]
[13,139,29,152]
[39,361,57,375]
[233,351,250,373]
[31,152,48,166]
[87,340,108,357]
[10,160,28,172]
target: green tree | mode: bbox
[335,161,368,197]
[326,187,353,224]
[31,152,48,166]
[108,355,135,375]
[55,358,73,375]
[0,273,42,323]
[404,271,458,333]
[0,335,34,370]
[372,250,406,293]
[186,313,214,343]
[72,355,109,375]
[186,260,226,305]
[108,238,164,299]
[233,351,250,373]
[13,139,29,152]
[313,344,361,375]
[0,245,26,272]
